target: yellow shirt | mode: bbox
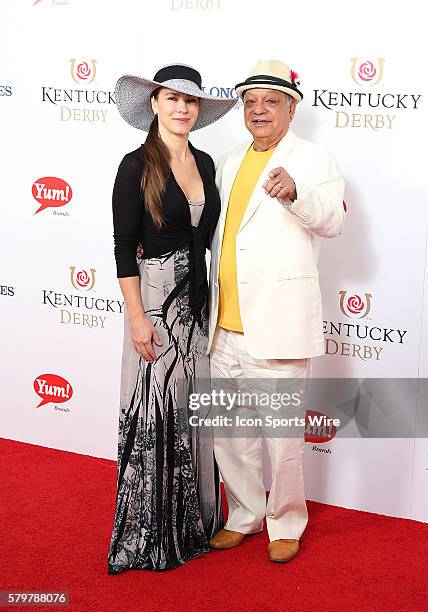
[217,145,276,332]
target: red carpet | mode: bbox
[1,437,427,612]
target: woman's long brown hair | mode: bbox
[141,89,171,228]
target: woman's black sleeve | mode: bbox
[206,153,220,250]
[112,152,143,278]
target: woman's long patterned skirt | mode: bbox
[108,246,223,573]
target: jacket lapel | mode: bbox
[238,129,297,233]
[216,142,250,247]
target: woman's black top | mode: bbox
[112,141,221,325]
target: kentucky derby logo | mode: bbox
[41,59,113,124]
[70,266,96,291]
[339,291,372,318]
[70,59,97,84]
[42,265,122,331]
[351,58,385,86]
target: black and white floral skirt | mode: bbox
[107,246,223,573]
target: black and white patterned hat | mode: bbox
[115,63,237,131]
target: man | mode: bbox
[207,60,345,562]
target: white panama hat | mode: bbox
[235,59,303,103]
[115,63,238,131]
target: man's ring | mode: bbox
[278,182,283,189]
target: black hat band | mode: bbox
[235,74,303,100]
[153,65,202,89]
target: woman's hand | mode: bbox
[129,314,162,362]
[136,243,144,259]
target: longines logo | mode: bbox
[41,59,115,124]
[0,84,12,96]
[42,266,124,330]
[32,176,73,215]
[323,291,408,361]
[339,291,372,318]
[313,58,422,131]
[201,85,241,109]
[1,285,15,296]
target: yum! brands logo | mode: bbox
[33,0,70,6]
[34,373,73,412]
[32,176,73,215]
[313,58,422,131]
[42,265,123,330]
[305,410,337,455]
[169,0,221,9]
[351,58,385,86]
[323,290,408,361]
[70,267,96,291]
[41,59,115,124]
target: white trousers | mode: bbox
[210,327,311,541]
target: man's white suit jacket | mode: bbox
[207,128,346,360]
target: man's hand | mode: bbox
[263,167,297,201]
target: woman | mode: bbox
[107,64,236,573]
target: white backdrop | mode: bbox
[1,0,427,523]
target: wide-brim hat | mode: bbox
[235,59,303,103]
[115,63,238,131]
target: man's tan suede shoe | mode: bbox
[209,528,246,550]
[268,539,299,562]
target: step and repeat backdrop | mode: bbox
[1,0,427,522]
